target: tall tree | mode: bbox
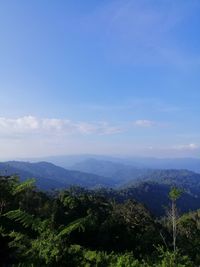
[169,187,182,253]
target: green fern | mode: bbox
[4,209,41,231]
[58,215,92,237]
[13,179,36,195]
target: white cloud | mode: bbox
[76,121,122,135]
[173,143,200,151]
[134,119,156,127]
[0,116,39,131]
[0,116,122,138]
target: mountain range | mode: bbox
[1,158,200,216]
[0,161,115,190]
[25,154,200,173]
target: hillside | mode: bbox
[117,182,200,216]
[1,175,199,266]
[125,157,200,173]
[1,161,200,216]
[29,155,200,174]
[70,158,148,184]
[0,161,115,190]
[116,169,200,216]
[124,169,200,193]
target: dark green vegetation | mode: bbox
[97,182,200,217]
[1,161,200,217]
[0,175,200,266]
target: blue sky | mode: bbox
[0,0,200,158]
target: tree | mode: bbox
[168,187,182,253]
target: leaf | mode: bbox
[58,215,91,237]
[169,187,183,201]
[4,209,41,231]
[13,179,36,195]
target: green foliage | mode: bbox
[169,187,183,201]
[177,210,200,265]
[13,179,36,195]
[0,175,199,266]
[4,209,41,231]
[113,254,142,267]
[58,214,93,237]
[155,247,193,267]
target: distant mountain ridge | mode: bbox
[0,161,115,190]
[70,158,149,185]
[101,182,200,216]
[125,157,200,173]
[1,159,200,216]
[123,169,200,191]
[1,160,200,192]
[118,169,200,216]
[21,154,200,173]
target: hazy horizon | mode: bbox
[1,153,200,163]
[0,1,200,158]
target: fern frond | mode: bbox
[58,215,91,237]
[4,209,41,231]
[13,179,36,195]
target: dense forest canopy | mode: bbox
[0,175,200,266]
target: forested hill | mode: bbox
[70,158,148,183]
[97,182,200,217]
[2,161,200,191]
[0,175,199,266]
[31,155,200,174]
[118,169,200,216]
[1,161,200,217]
[124,169,200,190]
[0,161,116,190]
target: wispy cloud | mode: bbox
[172,143,200,151]
[0,116,198,158]
[145,143,200,157]
[134,119,156,127]
[0,116,122,138]
[133,119,167,128]
[0,115,167,139]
